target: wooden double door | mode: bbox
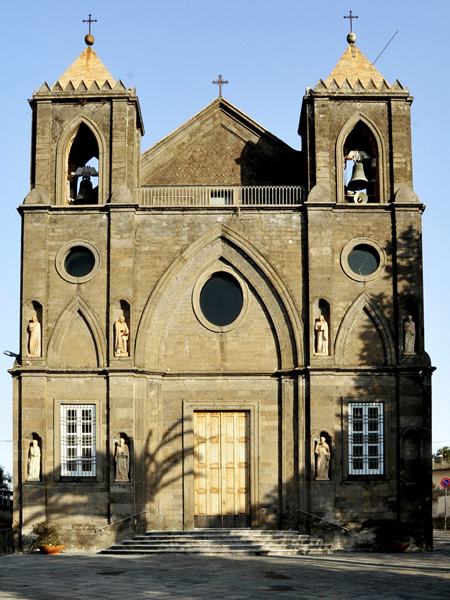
[194,411,250,528]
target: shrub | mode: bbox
[31,521,63,546]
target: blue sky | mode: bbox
[1,0,449,475]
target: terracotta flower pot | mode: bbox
[37,544,66,555]
[385,542,410,553]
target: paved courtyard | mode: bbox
[0,531,449,600]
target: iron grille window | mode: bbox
[348,402,384,475]
[61,405,96,476]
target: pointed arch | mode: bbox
[134,224,304,370]
[336,112,386,204]
[334,292,396,366]
[47,295,107,368]
[55,115,107,205]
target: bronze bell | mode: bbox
[75,178,94,204]
[348,161,368,191]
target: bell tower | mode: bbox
[300,31,414,205]
[27,35,143,206]
[299,30,432,543]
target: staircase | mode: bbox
[100,529,333,556]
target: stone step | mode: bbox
[101,547,331,556]
[143,530,312,539]
[134,535,316,543]
[100,529,334,556]
[121,540,322,547]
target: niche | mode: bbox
[26,433,42,483]
[313,431,332,481]
[113,300,131,357]
[25,300,43,358]
[314,299,330,356]
[67,123,99,205]
[114,433,132,482]
[343,122,379,203]
[401,297,419,356]
[401,429,421,483]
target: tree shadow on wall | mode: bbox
[328,222,432,547]
[18,417,194,551]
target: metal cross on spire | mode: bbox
[343,10,358,32]
[83,13,97,46]
[213,75,228,98]
[83,14,97,35]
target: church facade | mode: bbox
[11,35,433,550]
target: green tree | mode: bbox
[0,464,12,492]
[433,446,450,460]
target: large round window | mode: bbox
[348,244,380,276]
[200,272,243,327]
[192,267,249,332]
[55,240,101,284]
[341,238,386,282]
[64,246,96,278]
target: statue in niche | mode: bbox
[314,315,329,355]
[27,316,41,357]
[115,437,130,481]
[404,315,416,355]
[315,436,331,481]
[114,316,129,357]
[27,439,41,481]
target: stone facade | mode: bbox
[11,40,433,550]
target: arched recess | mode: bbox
[47,295,107,368]
[336,113,386,204]
[55,116,107,206]
[400,295,420,356]
[401,427,423,483]
[134,224,303,370]
[334,292,396,366]
[311,428,333,481]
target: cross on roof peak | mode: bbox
[213,74,228,98]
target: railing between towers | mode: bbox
[137,185,305,207]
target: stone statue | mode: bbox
[114,316,129,357]
[27,316,41,357]
[27,439,41,481]
[404,315,416,355]
[315,436,330,480]
[314,315,328,355]
[115,437,130,481]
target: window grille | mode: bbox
[61,405,96,476]
[348,402,384,475]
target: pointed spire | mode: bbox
[53,46,116,90]
[325,44,389,88]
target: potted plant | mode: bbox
[363,519,410,552]
[32,521,65,554]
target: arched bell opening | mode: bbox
[343,122,379,204]
[67,123,99,205]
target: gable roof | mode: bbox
[325,44,389,88]
[141,97,300,186]
[53,47,116,90]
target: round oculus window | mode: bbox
[347,244,380,276]
[64,246,96,278]
[199,272,244,327]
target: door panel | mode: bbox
[194,411,249,528]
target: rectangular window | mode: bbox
[61,405,96,476]
[348,402,384,475]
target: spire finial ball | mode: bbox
[347,32,357,44]
[85,33,95,46]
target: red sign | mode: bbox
[441,477,450,488]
